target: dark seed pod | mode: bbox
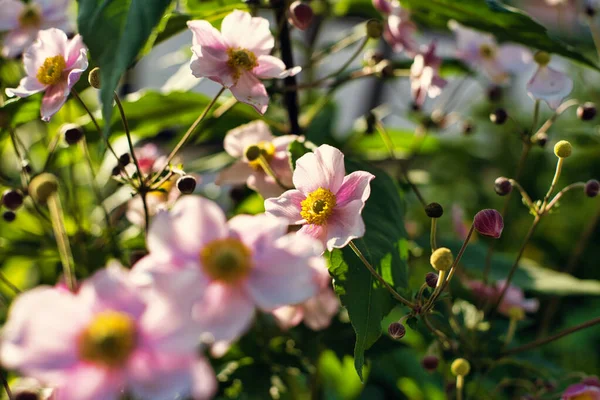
[288,1,314,31]
[490,108,508,125]
[535,132,548,148]
[177,175,197,195]
[118,153,131,167]
[425,272,438,288]
[577,102,597,121]
[111,166,122,176]
[486,85,503,102]
[494,177,513,196]
[421,355,439,371]
[388,322,406,340]
[63,124,84,145]
[425,202,444,218]
[585,179,600,198]
[2,210,16,222]
[2,189,24,210]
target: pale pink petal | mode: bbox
[302,286,340,330]
[264,189,305,224]
[326,199,367,250]
[527,65,573,110]
[146,210,180,259]
[253,55,300,79]
[187,20,229,55]
[372,0,392,14]
[5,76,45,98]
[270,154,293,188]
[497,44,532,74]
[228,213,288,249]
[54,366,122,400]
[562,383,600,399]
[272,305,305,330]
[66,48,88,89]
[187,20,233,86]
[189,52,233,87]
[335,170,375,206]
[64,34,86,68]
[39,0,72,23]
[2,28,36,58]
[0,0,23,30]
[272,134,300,151]
[30,28,68,69]
[449,21,495,64]
[229,71,269,114]
[522,298,540,313]
[221,10,274,56]
[298,223,327,245]
[216,160,254,186]
[40,80,69,121]
[223,120,274,157]
[247,172,286,199]
[293,145,346,194]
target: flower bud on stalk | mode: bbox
[554,140,572,158]
[366,19,383,39]
[425,202,444,218]
[2,210,16,222]
[177,175,197,194]
[88,67,101,89]
[388,322,406,340]
[62,124,84,145]
[494,177,512,196]
[422,355,439,372]
[451,358,471,400]
[585,179,600,198]
[287,1,314,31]
[473,209,504,238]
[577,102,597,121]
[425,272,438,288]
[2,189,24,210]
[490,108,508,125]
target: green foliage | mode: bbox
[288,140,311,170]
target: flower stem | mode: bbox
[348,241,414,308]
[540,157,564,213]
[509,179,537,213]
[47,192,76,292]
[258,154,292,191]
[456,375,465,400]
[545,182,586,212]
[1,372,12,400]
[504,317,518,346]
[430,218,438,251]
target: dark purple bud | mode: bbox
[2,210,16,222]
[578,102,597,121]
[177,175,197,194]
[388,322,406,340]
[425,272,438,288]
[490,108,508,125]
[288,1,314,31]
[421,355,439,371]
[494,177,512,196]
[425,202,444,218]
[22,163,32,174]
[62,124,84,145]
[365,111,377,135]
[474,209,504,238]
[585,180,600,197]
[111,166,122,176]
[118,153,131,167]
[2,189,24,210]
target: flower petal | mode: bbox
[216,160,254,186]
[187,20,229,56]
[326,199,367,250]
[223,120,273,157]
[298,223,327,249]
[254,55,300,79]
[293,144,346,194]
[228,213,288,250]
[229,71,269,114]
[54,366,122,400]
[335,170,375,207]
[221,10,274,56]
[497,44,532,74]
[0,0,23,31]
[247,172,286,199]
[264,189,305,224]
[24,28,68,76]
[40,80,69,121]
[5,76,45,98]
[526,65,573,110]
[302,285,340,330]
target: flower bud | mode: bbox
[118,153,131,167]
[177,175,197,194]
[577,102,597,121]
[425,202,444,218]
[366,19,383,39]
[422,355,439,372]
[425,272,438,288]
[288,1,314,31]
[28,173,59,204]
[535,132,548,148]
[88,67,101,89]
[494,177,512,196]
[451,358,471,377]
[388,322,406,339]
[554,140,572,158]
[585,179,600,197]
[111,166,122,176]
[490,108,508,125]
[2,210,16,222]
[62,124,84,145]
[486,85,503,102]
[474,209,504,238]
[430,247,454,272]
[2,189,24,210]
[533,51,551,66]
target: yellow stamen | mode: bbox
[479,44,496,59]
[300,188,336,225]
[200,238,253,284]
[227,48,258,82]
[18,6,41,28]
[245,141,276,170]
[572,394,596,400]
[78,311,137,368]
[36,55,66,86]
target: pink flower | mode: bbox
[132,196,325,344]
[562,377,600,400]
[373,0,418,55]
[272,261,339,330]
[527,52,573,110]
[264,144,375,251]
[449,21,531,84]
[467,279,538,318]
[0,0,72,58]
[187,10,300,114]
[0,264,216,400]
[5,28,88,122]
[410,42,447,107]
[216,120,297,199]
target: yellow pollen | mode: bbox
[200,238,253,284]
[18,6,41,28]
[300,188,336,225]
[149,179,174,202]
[245,141,276,170]
[479,44,496,59]
[36,55,66,86]
[227,48,258,82]
[78,311,137,368]
[572,395,596,400]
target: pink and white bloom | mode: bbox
[264,144,375,251]
[0,264,216,400]
[373,0,418,55]
[410,42,447,107]
[467,279,539,318]
[527,52,573,110]
[187,10,300,114]
[216,120,297,199]
[272,262,339,330]
[449,21,531,84]
[5,28,88,122]
[133,196,325,344]
[0,0,72,58]
[562,377,600,400]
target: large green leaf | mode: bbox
[77,0,173,140]
[399,0,598,70]
[327,160,410,379]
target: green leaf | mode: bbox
[77,0,173,140]
[0,96,43,128]
[288,140,311,170]
[327,160,409,379]
[399,0,599,70]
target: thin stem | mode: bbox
[1,372,12,400]
[456,375,464,400]
[535,99,579,136]
[309,36,368,87]
[42,133,60,172]
[429,269,446,303]
[540,157,564,212]
[588,17,600,61]
[348,241,415,308]
[503,316,600,356]
[545,182,586,211]
[509,179,536,213]
[310,31,362,65]
[422,313,451,349]
[0,271,20,295]
[430,218,438,251]
[257,154,292,191]
[47,193,76,292]
[532,100,541,134]
[504,317,518,346]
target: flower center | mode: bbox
[479,44,496,59]
[200,238,253,284]
[533,51,551,66]
[36,55,66,86]
[226,48,258,82]
[148,179,174,202]
[245,141,276,170]
[300,188,336,225]
[18,6,41,28]
[572,394,596,400]
[78,311,137,368]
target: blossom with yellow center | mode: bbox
[18,6,41,28]
[226,48,258,82]
[479,44,496,59]
[78,311,137,368]
[200,238,253,284]
[36,55,65,86]
[245,141,276,170]
[300,188,337,225]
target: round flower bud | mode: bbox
[61,123,84,145]
[474,209,504,239]
[2,210,16,223]
[111,166,122,176]
[422,355,439,372]
[430,247,453,272]
[577,102,597,121]
[487,85,503,102]
[2,189,24,210]
[451,358,471,377]
[118,153,131,167]
[288,1,314,31]
[490,108,508,125]
[88,67,101,89]
[535,132,548,148]
[425,272,438,288]
[533,51,551,66]
[28,173,59,204]
[554,140,572,158]
[425,202,444,218]
[494,177,512,196]
[585,179,600,198]
[388,322,406,340]
[177,175,197,194]
[366,19,384,39]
